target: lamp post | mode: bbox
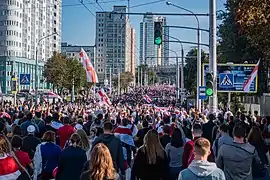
[166,1,202,111]
[167,35,184,105]
[35,32,57,106]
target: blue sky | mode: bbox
[62,0,226,63]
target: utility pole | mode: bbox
[109,67,112,95]
[209,0,217,113]
[181,48,184,105]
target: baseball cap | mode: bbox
[27,125,36,133]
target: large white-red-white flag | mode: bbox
[79,48,98,83]
[97,88,111,107]
[243,60,260,92]
[143,95,152,104]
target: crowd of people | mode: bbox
[0,86,269,180]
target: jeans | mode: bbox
[169,166,181,180]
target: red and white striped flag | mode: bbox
[243,60,260,92]
[97,88,111,107]
[80,48,98,83]
[143,95,152,104]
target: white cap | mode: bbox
[74,124,83,130]
[27,125,36,133]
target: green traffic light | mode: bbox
[155,37,162,45]
[206,88,213,96]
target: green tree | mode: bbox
[63,58,86,92]
[44,52,66,91]
[113,71,134,92]
[184,48,208,95]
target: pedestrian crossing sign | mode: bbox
[219,73,234,88]
[19,74,31,85]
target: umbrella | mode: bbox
[0,112,11,119]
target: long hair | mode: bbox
[171,128,184,148]
[76,129,90,150]
[142,129,165,164]
[0,134,11,155]
[89,143,116,180]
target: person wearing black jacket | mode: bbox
[86,121,125,178]
[56,133,87,180]
[202,114,217,144]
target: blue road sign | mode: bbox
[199,86,208,100]
[19,74,30,85]
[203,64,258,93]
[219,73,234,88]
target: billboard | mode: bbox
[202,64,258,93]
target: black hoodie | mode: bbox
[91,134,125,175]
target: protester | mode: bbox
[91,121,125,178]
[33,131,61,180]
[216,124,262,180]
[56,133,87,180]
[182,123,203,169]
[0,134,21,179]
[212,124,233,158]
[58,116,74,149]
[33,111,45,137]
[21,125,41,159]
[247,126,269,178]
[135,120,151,147]
[179,138,226,180]
[131,129,169,180]
[80,143,119,180]
[159,125,171,149]
[165,128,185,180]
[76,129,91,159]
[20,112,39,136]
[202,114,217,144]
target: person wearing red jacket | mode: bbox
[182,123,202,169]
[58,117,74,149]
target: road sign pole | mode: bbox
[209,0,218,113]
[227,92,231,111]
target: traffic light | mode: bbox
[154,22,162,45]
[11,77,18,93]
[205,72,213,96]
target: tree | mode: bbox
[63,58,86,92]
[44,52,66,91]
[113,71,134,92]
[235,0,270,59]
[184,48,208,95]
[218,0,269,94]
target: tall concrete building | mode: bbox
[61,42,95,65]
[96,6,135,83]
[0,0,62,93]
[129,28,136,76]
[140,14,169,66]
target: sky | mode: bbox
[62,0,226,64]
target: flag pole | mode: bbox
[109,67,112,95]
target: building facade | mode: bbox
[140,14,169,66]
[0,0,62,93]
[61,42,95,65]
[95,6,135,83]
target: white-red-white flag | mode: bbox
[79,48,98,83]
[143,95,152,104]
[243,60,260,92]
[97,88,111,107]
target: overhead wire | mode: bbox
[79,0,96,17]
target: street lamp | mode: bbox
[35,32,58,106]
[167,35,185,105]
[166,1,202,111]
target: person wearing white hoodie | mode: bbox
[178,138,225,180]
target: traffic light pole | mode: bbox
[209,0,218,113]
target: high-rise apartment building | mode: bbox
[140,14,169,66]
[0,0,62,93]
[96,6,135,83]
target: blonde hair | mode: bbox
[194,137,210,156]
[90,143,116,180]
[76,129,90,150]
[142,129,164,164]
[0,135,11,155]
